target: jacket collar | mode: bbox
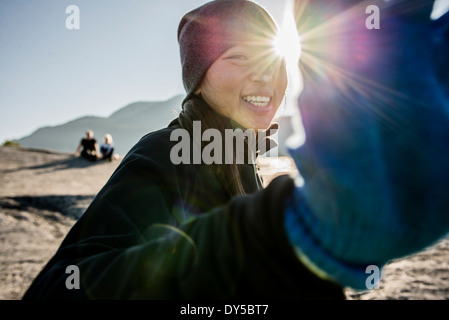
[171,95,279,155]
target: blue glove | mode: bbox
[284,0,449,289]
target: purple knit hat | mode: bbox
[177,0,279,105]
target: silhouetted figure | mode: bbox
[99,134,114,161]
[74,130,99,162]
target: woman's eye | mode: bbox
[228,55,248,61]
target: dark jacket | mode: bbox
[23,117,344,300]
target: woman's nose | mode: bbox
[250,71,273,83]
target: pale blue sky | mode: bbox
[0,0,288,142]
[1,0,448,142]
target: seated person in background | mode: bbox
[99,134,114,161]
[74,129,99,162]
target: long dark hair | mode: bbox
[178,95,248,197]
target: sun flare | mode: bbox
[273,13,302,67]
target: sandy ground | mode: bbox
[0,146,118,300]
[1,145,449,300]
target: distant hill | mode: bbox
[16,95,184,156]
[16,94,295,156]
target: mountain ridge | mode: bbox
[16,94,293,156]
[16,95,184,155]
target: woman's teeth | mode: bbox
[242,96,270,107]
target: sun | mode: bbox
[273,9,302,66]
[272,1,305,149]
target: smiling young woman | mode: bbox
[197,44,287,131]
[24,0,449,301]
[177,0,288,196]
[24,0,328,300]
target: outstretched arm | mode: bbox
[285,0,449,289]
[24,131,340,299]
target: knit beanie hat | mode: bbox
[177,0,279,105]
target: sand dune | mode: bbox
[1,145,448,300]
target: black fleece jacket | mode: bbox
[23,118,344,300]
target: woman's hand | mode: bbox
[285,0,449,288]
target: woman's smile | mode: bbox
[242,95,271,108]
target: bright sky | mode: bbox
[1,0,448,142]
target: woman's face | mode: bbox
[196,44,287,130]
